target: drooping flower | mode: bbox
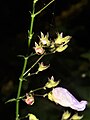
[45,76,60,88]
[48,87,87,111]
[33,42,45,54]
[38,62,50,72]
[62,111,71,120]
[24,93,34,105]
[70,113,83,120]
[28,114,39,120]
[39,32,50,46]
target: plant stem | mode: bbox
[28,0,55,48]
[16,57,28,120]
[29,87,45,93]
[28,1,35,48]
[23,53,45,76]
[35,0,55,16]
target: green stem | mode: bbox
[29,87,45,94]
[16,57,28,120]
[35,0,55,16]
[28,0,55,48]
[23,53,45,77]
[28,1,35,48]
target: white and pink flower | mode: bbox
[33,42,45,55]
[24,93,34,105]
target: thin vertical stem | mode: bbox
[16,57,28,120]
[28,1,35,48]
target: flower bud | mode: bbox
[45,76,60,88]
[33,42,45,55]
[28,114,39,120]
[38,62,50,72]
[62,111,71,119]
[24,93,34,105]
[39,32,50,46]
[70,113,83,120]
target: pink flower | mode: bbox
[24,93,34,105]
[33,42,45,55]
[51,87,87,111]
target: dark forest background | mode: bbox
[0,0,90,120]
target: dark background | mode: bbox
[0,0,90,120]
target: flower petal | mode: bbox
[51,87,87,111]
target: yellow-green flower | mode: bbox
[56,44,68,52]
[45,76,60,88]
[48,92,54,101]
[70,113,83,120]
[28,114,39,120]
[62,111,71,119]
[47,91,59,104]
[55,32,71,45]
[39,32,50,46]
[38,62,50,72]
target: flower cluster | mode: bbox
[33,32,71,54]
[23,76,87,120]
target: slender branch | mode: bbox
[35,0,55,16]
[16,57,28,120]
[24,71,39,79]
[15,86,45,102]
[29,87,45,94]
[23,53,45,76]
